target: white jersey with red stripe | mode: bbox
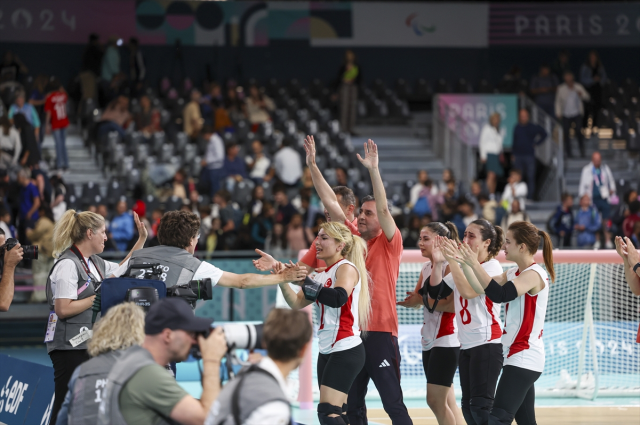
[442,258,504,350]
[314,259,362,355]
[502,263,549,372]
[420,261,459,351]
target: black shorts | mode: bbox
[317,343,366,393]
[422,346,460,387]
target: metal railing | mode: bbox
[519,95,565,203]
[432,97,477,186]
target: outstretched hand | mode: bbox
[624,237,640,265]
[303,135,317,168]
[133,212,148,241]
[282,261,308,283]
[397,291,423,309]
[431,236,446,264]
[615,236,628,260]
[252,249,278,272]
[356,139,379,170]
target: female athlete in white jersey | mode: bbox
[427,219,505,425]
[279,222,371,425]
[398,222,464,425]
[442,221,555,425]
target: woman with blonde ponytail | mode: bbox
[46,209,147,425]
[278,221,369,425]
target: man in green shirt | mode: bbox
[116,298,227,425]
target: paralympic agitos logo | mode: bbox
[405,13,436,36]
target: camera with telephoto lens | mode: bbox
[190,322,264,361]
[167,278,213,308]
[0,238,38,261]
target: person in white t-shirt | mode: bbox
[245,140,271,183]
[397,221,463,425]
[427,219,505,425]
[279,221,371,425]
[270,138,302,187]
[444,221,555,425]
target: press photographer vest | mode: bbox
[69,350,124,425]
[45,248,106,353]
[127,245,202,288]
[98,345,177,425]
[209,364,289,425]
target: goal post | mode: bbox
[291,249,640,408]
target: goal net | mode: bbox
[287,249,640,404]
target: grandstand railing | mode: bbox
[432,96,477,187]
[519,95,565,203]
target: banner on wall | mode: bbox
[437,94,518,148]
[489,2,640,46]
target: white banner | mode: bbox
[312,2,489,47]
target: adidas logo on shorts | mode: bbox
[379,359,391,368]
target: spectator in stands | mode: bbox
[0,115,21,170]
[171,169,189,200]
[612,189,639,238]
[214,189,238,250]
[245,85,275,126]
[14,113,41,168]
[501,199,530,229]
[98,96,130,139]
[335,167,350,187]
[622,201,640,238]
[551,50,571,81]
[512,109,547,199]
[18,167,40,236]
[580,50,607,127]
[249,185,265,218]
[409,170,429,208]
[183,89,203,141]
[460,199,479,227]
[437,168,459,197]
[442,180,459,205]
[201,126,226,197]
[286,213,308,254]
[274,187,297,227]
[225,86,246,122]
[26,204,55,303]
[109,200,135,252]
[412,179,440,220]
[29,74,49,143]
[551,193,575,248]
[402,214,422,248]
[555,71,589,158]
[466,180,485,217]
[222,142,247,190]
[579,151,616,248]
[134,95,160,138]
[575,194,602,248]
[0,207,15,238]
[198,205,212,249]
[265,222,288,258]
[45,80,71,171]
[128,37,146,96]
[101,36,120,83]
[0,50,28,82]
[335,50,361,135]
[479,112,505,197]
[271,138,303,188]
[209,84,233,132]
[9,90,41,140]
[477,193,498,224]
[501,168,528,211]
[530,64,559,117]
[245,140,271,184]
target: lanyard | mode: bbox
[70,245,103,281]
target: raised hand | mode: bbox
[458,242,480,266]
[133,212,148,241]
[397,291,423,309]
[431,236,446,264]
[356,139,379,170]
[252,249,278,272]
[615,236,628,259]
[282,262,308,283]
[439,237,461,263]
[303,135,317,167]
[624,237,640,265]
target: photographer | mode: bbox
[98,297,227,425]
[56,302,146,425]
[46,210,147,425]
[205,308,312,425]
[0,228,24,311]
[117,210,307,293]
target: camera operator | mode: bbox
[56,302,146,425]
[0,228,24,311]
[98,297,227,425]
[46,210,147,425]
[115,210,307,293]
[205,308,312,425]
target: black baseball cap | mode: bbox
[145,298,213,335]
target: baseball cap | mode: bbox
[145,298,213,335]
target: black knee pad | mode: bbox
[318,403,347,425]
[488,407,514,425]
[470,398,492,425]
[341,403,350,424]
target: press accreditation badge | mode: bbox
[69,327,93,347]
[44,311,58,342]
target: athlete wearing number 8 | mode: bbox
[443,221,555,425]
[428,219,505,425]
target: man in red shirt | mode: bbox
[45,80,70,171]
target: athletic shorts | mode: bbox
[422,347,460,387]
[317,343,366,393]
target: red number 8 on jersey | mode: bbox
[459,296,472,325]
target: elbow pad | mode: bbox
[302,276,323,301]
[484,279,518,303]
[317,287,349,308]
